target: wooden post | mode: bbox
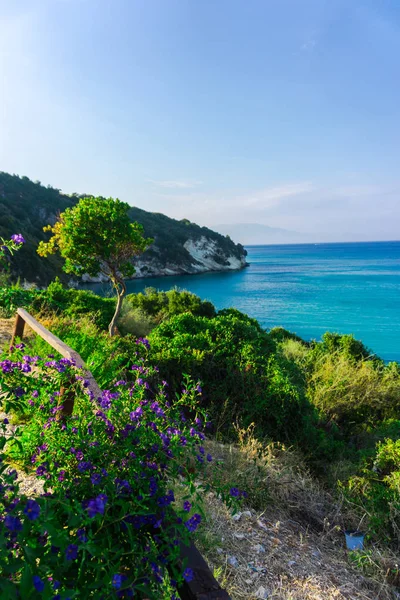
[58,378,76,419]
[11,311,25,347]
[175,540,231,600]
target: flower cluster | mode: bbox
[0,233,25,274]
[0,347,243,599]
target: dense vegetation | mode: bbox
[0,172,246,285]
[1,220,400,597]
[2,282,400,551]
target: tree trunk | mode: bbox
[108,279,126,337]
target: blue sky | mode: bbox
[1,0,399,242]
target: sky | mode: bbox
[1,0,400,243]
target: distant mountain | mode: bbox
[0,172,248,285]
[215,223,307,245]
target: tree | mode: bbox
[38,197,152,336]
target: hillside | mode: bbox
[0,172,248,285]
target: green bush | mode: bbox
[1,345,242,598]
[147,311,313,443]
[126,287,216,322]
[345,438,400,546]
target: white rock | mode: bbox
[234,533,245,540]
[241,510,252,518]
[255,586,270,599]
[227,555,239,567]
[232,512,242,521]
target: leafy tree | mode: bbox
[37,196,152,335]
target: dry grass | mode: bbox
[192,427,399,600]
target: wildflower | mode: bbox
[185,513,201,532]
[4,515,23,532]
[24,499,40,521]
[229,487,240,497]
[65,544,78,560]
[183,567,194,582]
[112,574,126,589]
[207,453,213,462]
[3,418,9,425]
[77,528,88,542]
[11,234,25,245]
[32,575,45,592]
[183,501,191,512]
[86,494,108,517]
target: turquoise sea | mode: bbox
[82,241,400,363]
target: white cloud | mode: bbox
[243,182,314,207]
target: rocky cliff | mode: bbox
[0,172,248,285]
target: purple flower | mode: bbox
[207,454,213,462]
[24,499,40,521]
[229,487,240,497]
[112,574,126,589]
[77,528,88,542]
[32,575,44,592]
[86,494,107,517]
[65,544,78,560]
[183,501,191,512]
[3,418,9,425]
[183,567,194,582]
[90,473,102,485]
[58,470,66,482]
[4,515,23,532]
[185,513,202,532]
[11,234,25,245]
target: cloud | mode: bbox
[243,182,314,207]
[147,179,202,189]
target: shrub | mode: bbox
[0,343,242,599]
[345,438,400,546]
[148,312,312,443]
[308,353,400,429]
[126,288,216,322]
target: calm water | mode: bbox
[81,241,400,363]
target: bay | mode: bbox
[80,241,400,363]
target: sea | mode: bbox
[81,241,400,363]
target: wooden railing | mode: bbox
[10,308,231,600]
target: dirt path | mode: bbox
[199,496,398,600]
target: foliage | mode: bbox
[0,280,115,331]
[120,287,216,336]
[0,234,26,286]
[0,172,246,285]
[307,347,400,429]
[0,343,243,599]
[345,439,400,546]
[147,311,313,443]
[38,196,152,335]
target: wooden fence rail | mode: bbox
[10,308,231,600]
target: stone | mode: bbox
[227,555,239,567]
[255,585,270,599]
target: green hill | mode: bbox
[0,172,247,285]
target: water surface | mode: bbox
[81,241,400,362]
